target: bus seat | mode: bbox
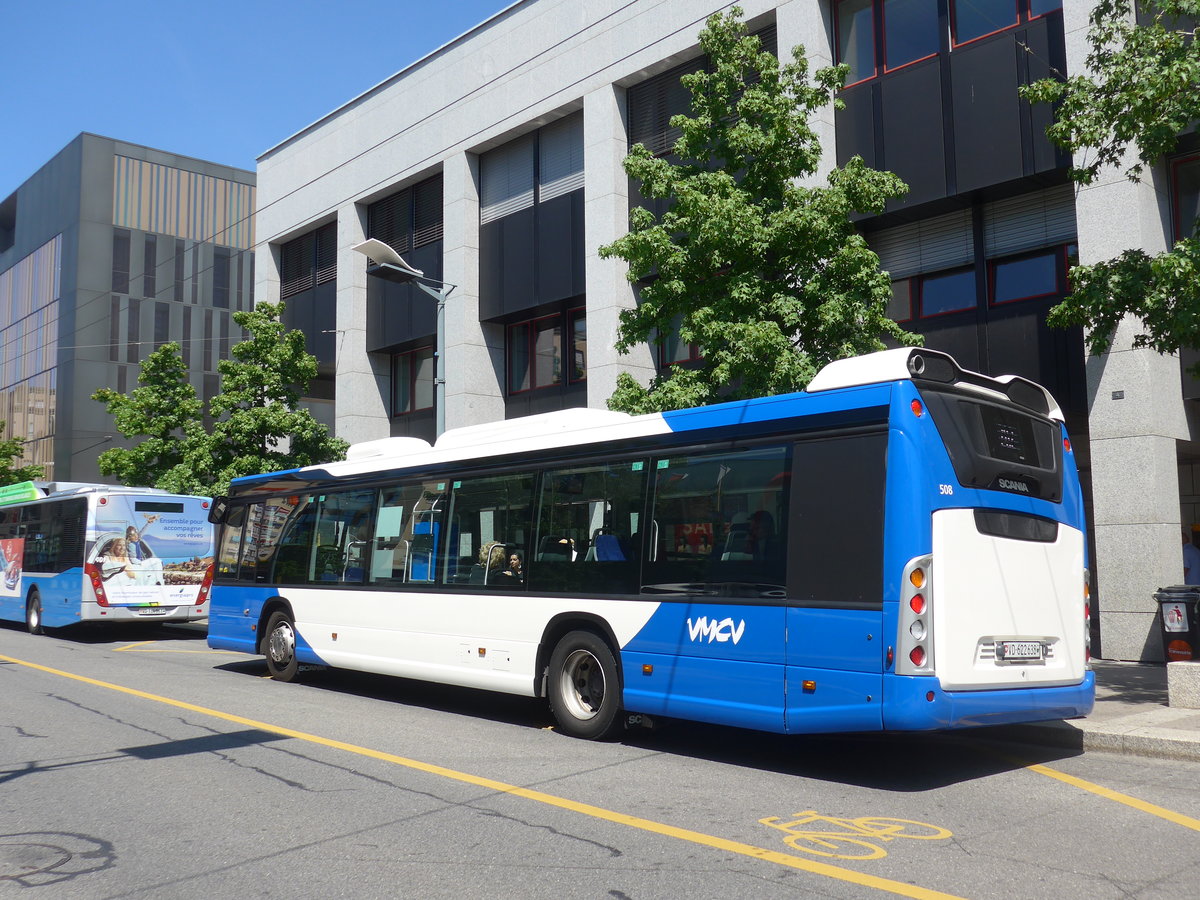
[594,534,625,562]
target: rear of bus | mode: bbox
[81,491,215,624]
[813,349,1094,729]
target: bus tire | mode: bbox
[547,630,622,740]
[263,610,300,682]
[26,591,44,636]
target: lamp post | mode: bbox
[351,238,456,438]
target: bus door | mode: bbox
[784,430,888,734]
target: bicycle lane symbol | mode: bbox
[759,810,953,860]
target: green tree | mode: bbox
[599,7,918,413]
[0,421,43,486]
[93,342,202,488]
[201,301,348,494]
[1021,0,1200,366]
[93,301,347,496]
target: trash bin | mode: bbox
[1154,586,1200,661]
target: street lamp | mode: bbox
[351,238,456,438]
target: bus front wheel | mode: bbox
[26,591,44,636]
[263,610,300,682]
[547,630,622,740]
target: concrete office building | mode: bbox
[0,134,256,483]
[253,0,1200,662]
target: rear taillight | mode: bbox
[1084,569,1092,666]
[84,562,109,607]
[195,563,214,606]
[898,556,934,675]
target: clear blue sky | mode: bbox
[0,0,516,199]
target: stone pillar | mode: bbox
[1064,0,1190,660]
[335,205,390,445]
[776,0,835,187]
[584,83,654,408]
[442,151,505,430]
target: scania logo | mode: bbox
[998,477,1031,494]
[687,616,745,645]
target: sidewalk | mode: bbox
[991,659,1200,761]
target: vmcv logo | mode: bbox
[687,616,746,645]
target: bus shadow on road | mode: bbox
[212,658,1078,789]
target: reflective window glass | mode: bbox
[952,0,1018,45]
[992,251,1059,304]
[838,0,876,83]
[885,0,939,69]
[443,473,535,590]
[643,446,791,599]
[1174,156,1200,241]
[531,460,648,594]
[919,269,976,316]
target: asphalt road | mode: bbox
[3,621,1200,899]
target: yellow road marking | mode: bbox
[114,641,239,655]
[1026,762,1200,832]
[0,652,963,900]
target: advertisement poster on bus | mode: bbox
[0,537,23,598]
[86,496,213,606]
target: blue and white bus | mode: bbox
[0,482,214,633]
[206,348,1093,739]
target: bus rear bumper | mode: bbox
[80,603,208,625]
[883,670,1096,731]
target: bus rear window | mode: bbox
[919,387,1062,501]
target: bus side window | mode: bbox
[442,472,535,591]
[215,505,247,578]
[531,460,647,594]
[366,482,446,586]
[308,491,376,585]
[643,446,790,599]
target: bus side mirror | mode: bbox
[208,497,229,525]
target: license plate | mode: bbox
[997,640,1043,661]
[136,606,170,616]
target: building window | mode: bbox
[884,0,939,69]
[279,222,336,299]
[143,235,157,298]
[480,115,583,226]
[392,346,435,415]
[112,230,131,294]
[836,0,876,85]
[990,248,1061,304]
[569,309,587,383]
[367,174,444,253]
[887,280,913,322]
[1173,154,1200,241]
[951,0,1019,46]
[509,315,562,393]
[213,247,231,308]
[1029,0,1063,17]
[918,268,976,316]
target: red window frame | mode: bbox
[391,346,434,416]
[1027,0,1063,22]
[835,0,878,87]
[950,0,1020,49]
[988,247,1065,306]
[916,267,977,318]
[508,313,564,395]
[882,0,940,74]
[568,307,587,384]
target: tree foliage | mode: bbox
[1021,0,1200,365]
[599,7,918,413]
[93,301,348,496]
[0,422,43,487]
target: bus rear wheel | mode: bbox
[263,610,300,682]
[26,591,44,636]
[547,630,622,740]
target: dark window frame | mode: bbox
[508,312,566,395]
[1172,152,1200,242]
[391,345,435,416]
[568,307,587,384]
